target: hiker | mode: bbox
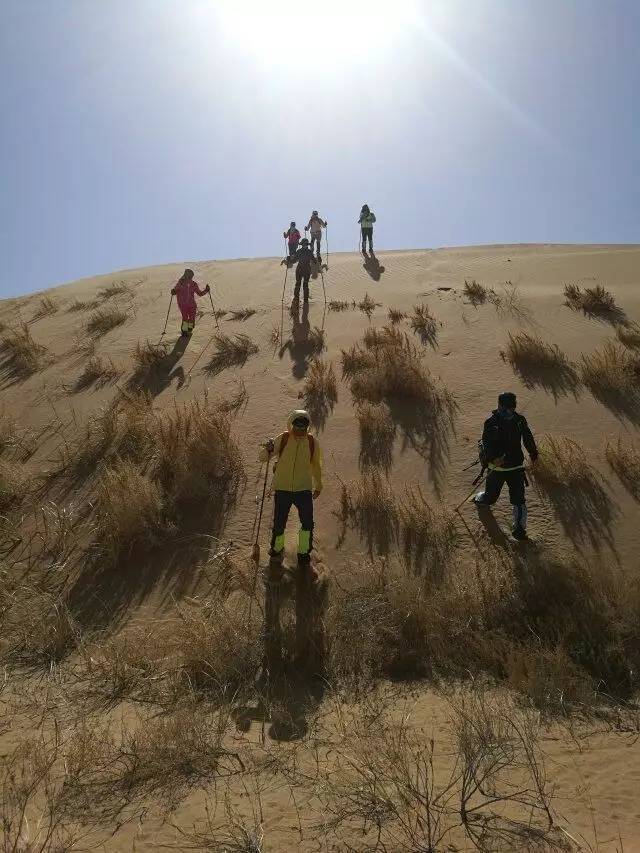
[305,210,327,261]
[473,392,538,540]
[283,221,301,258]
[259,409,322,567]
[281,237,315,303]
[171,269,210,337]
[358,204,376,253]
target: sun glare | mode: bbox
[213,0,416,70]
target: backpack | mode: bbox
[273,432,315,472]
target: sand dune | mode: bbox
[1,244,639,850]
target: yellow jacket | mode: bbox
[259,410,323,493]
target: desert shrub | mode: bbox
[328,300,350,312]
[581,340,640,397]
[75,355,121,390]
[397,486,457,580]
[0,414,18,456]
[531,435,593,488]
[86,305,127,336]
[32,295,58,318]
[357,293,380,318]
[356,402,395,472]
[132,340,168,373]
[96,459,166,557]
[303,359,337,428]
[501,331,571,369]
[410,303,438,346]
[1,583,79,667]
[217,379,249,416]
[616,323,640,349]
[337,474,399,556]
[97,280,133,301]
[308,326,326,354]
[387,307,406,324]
[0,323,48,376]
[463,278,487,304]
[204,334,259,374]
[606,436,640,501]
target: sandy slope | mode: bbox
[2,243,640,849]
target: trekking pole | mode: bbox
[454,475,485,513]
[319,268,327,305]
[208,289,221,330]
[325,225,329,267]
[281,262,289,304]
[251,449,272,563]
[161,294,173,336]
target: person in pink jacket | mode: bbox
[171,268,210,336]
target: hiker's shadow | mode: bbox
[475,505,511,548]
[231,673,326,742]
[279,302,323,379]
[363,251,385,281]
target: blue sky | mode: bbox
[0,0,638,297]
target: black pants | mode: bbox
[361,227,373,252]
[288,243,298,258]
[295,268,311,300]
[271,490,314,553]
[310,233,321,256]
[483,469,526,505]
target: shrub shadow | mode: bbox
[510,361,582,403]
[533,477,619,553]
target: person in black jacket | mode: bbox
[281,237,315,303]
[473,392,538,539]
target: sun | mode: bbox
[210,0,417,71]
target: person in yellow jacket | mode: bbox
[259,409,322,566]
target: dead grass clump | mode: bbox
[32,295,58,318]
[356,402,395,472]
[581,340,640,398]
[268,324,280,348]
[97,280,133,301]
[204,334,259,375]
[564,282,619,317]
[337,474,399,557]
[606,436,640,501]
[463,278,487,304]
[410,303,438,346]
[1,584,78,668]
[616,322,640,349]
[0,459,29,513]
[217,379,249,417]
[387,307,406,324]
[302,359,337,428]
[397,486,457,580]
[86,305,127,336]
[0,323,48,376]
[153,398,244,513]
[357,293,381,318]
[228,308,256,321]
[532,435,596,490]
[308,326,326,354]
[132,340,168,373]
[328,300,350,312]
[501,331,571,369]
[74,355,121,390]
[96,459,166,557]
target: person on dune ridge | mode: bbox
[305,210,327,261]
[171,268,209,337]
[283,221,301,258]
[358,203,376,254]
[281,237,315,304]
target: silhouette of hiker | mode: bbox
[363,252,384,281]
[358,204,376,253]
[280,301,312,379]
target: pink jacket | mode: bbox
[172,278,206,312]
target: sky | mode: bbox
[0,0,638,297]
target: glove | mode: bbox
[265,439,275,454]
[313,488,321,499]
[171,288,177,295]
[204,285,210,293]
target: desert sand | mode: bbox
[1,244,639,851]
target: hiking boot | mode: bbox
[268,549,284,568]
[511,525,528,540]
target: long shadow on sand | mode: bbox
[127,335,189,396]
[279,302,325,379]
[581,381,640,426]
[362,251,385,281]
[509,361,582,403]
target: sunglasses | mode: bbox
[292,419,309,429]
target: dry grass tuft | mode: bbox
[328,300,350,312]
[228,308,256,322]
[606,436,640,501]
[387,307,407,324]
[0,458,29,512]
[463,278,487,304]
[616,322,640,349]
[205,334,259,375]
[302,359,338,428]
[308,326,326,354]
[97,280,133,301]
[410,303,438,346]
[501,331,571,369]
[32,295,58,318]
[357,293,381,318]
[356,402,395,472]
[268,324,280,348]
[75,355,121,390]
[217,379,249,417]
[564,282,620,317]
[532,435,597,489]
[67,297,96,312]
[0,323,49,377]
[96,459,167,557]
[86,305,127,336]
[581,340,640,401]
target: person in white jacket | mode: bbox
[358,204,376,253]
[305,210,327,261]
